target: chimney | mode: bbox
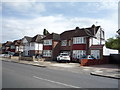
[75,27,80,30]
[91,24,96,35]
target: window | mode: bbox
[61,40,67,46]
[91,50,100,59]
[43,50,52,57]
[31,43,34,46]
[72,50,86,59]
[44,40,52,45]
[11,45,15,49]
[73,37,86,44]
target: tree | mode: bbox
[105,35,120,53]
[43,29,50,35]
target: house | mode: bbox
[2,41,13,54]
[42,33,60,60]
[117,29,120,35]
[22,34,44,56]
[0,43,2,54]
[10,39,23,55]
[42,25,105,61]
[22,36,32,56]
[29,34,44,56]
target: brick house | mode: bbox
[42,33,60,60]
[117,29,120,35]
[42,25,105,61]
[2,41,12,54]
[0,43,2,54]
[22,34,44,56]
[10,39,23,55]
[22,36,32,56]
[29,34,44,56]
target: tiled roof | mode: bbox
[24,36,32,42]
[11,39,23,46]
[60,25,100,40]
[31,34,45,43]
[3,41,13,47]
[42,33,60,40]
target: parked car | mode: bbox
[79,55,96,63]
[0,54,6,57]
[81,55,96,59]
[57,53,71,62]
[3,54,10,57]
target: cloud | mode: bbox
[2,13,117,42]
[87,1,118,11]
[3,2,46,16]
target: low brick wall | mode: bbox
[20,56,34,61]
[10,56,19,60]
[80,59,109,66]
[19,56,46,61]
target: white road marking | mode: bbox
[33,76,81,88]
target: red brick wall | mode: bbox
[43,46,52,50]
[52,40,61,60]
[10,49,15,52]
[72,44,86,50]
[81,59,109,66]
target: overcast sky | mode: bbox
[1,0,119,43]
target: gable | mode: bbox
[95,28,104,40]
[22,38,28,43]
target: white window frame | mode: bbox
[44,40,52,46]
[43,50,52,57]
[73,37,86,44]
[72,50,86,59]
[11,45,15,49]
[61,40,67,46]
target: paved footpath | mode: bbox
[1,57,120,79]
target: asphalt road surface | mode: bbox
[2,60,118,88]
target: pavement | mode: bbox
[1,57,120,79]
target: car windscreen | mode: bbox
[60,54,69,56]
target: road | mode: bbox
[2,60,118,88]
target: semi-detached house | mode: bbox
[22,34,44,56]
[10,39,23,54]
[42,25,105,61]
[42,33,60,60]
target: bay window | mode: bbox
[73,37,86,44]
[72,50,86,59]
[43,50,52,57]
[44,40,52,45]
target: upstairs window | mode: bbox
[44,40,52,45]
[73,37,86,44]
[11,45,15,49]
[31,43,34,46]
[61,40,67,46]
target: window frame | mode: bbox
[72,50,86,59]
[43,39,52,46]
[73,37,86,44]
[43,50,52,57]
